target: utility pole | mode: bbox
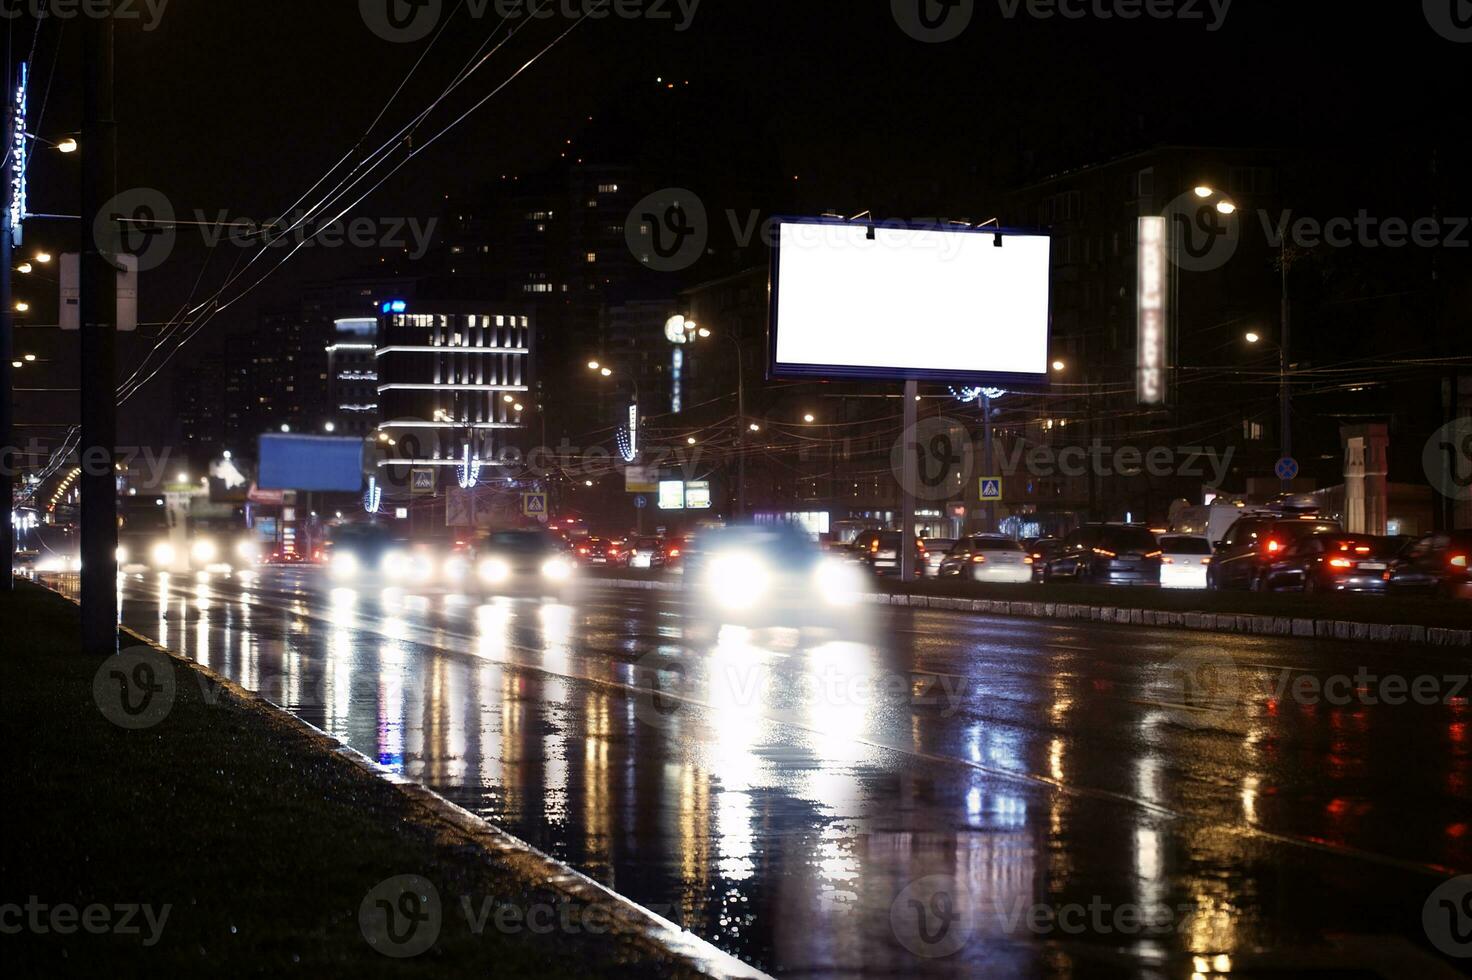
[80,5,118,655]
[900,379,918,582]
[1,59,14,591]
[1279,244,1292,491]
[980,391,994,532]
[734,341,746,518]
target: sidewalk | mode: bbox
[0,582,754,977]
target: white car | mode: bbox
[937,535,1034,584]
[1159,534,1212,589]
[922,538,956,577]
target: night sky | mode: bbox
[14,1,1469,438]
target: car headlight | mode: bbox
[541,557,574,581]
[115,546,130,564]
[707,551,770,610]
[815,558,863,606]
[151,542,176,567]
[479,558,511,585]
[330,551,359,580]
[191,539,218,564]
[380,549,410,581]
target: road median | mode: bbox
[588,568,1472,647]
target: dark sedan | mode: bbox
[1262,533,1396,594]
[1387,531,1472,599]
[1042,525,1161,586]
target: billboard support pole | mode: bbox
[900,379,918,583]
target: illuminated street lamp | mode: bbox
[55,137,78,154]
[1051,360,1066,372]
[16,262,31,274]
[803,413,816,423]
[1245,331,1261,344]
[14,301,29,313]
[34,252,51,264]
[1193,185,1214,198]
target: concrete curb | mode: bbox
[593,577,1472,648]
[105,617,771,980]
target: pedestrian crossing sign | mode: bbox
[979,478,1003,501]
[522,493,548,518]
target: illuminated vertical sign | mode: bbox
[9,62,27,245]
[1137,216,1167,404]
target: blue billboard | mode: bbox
[257,435,365,492]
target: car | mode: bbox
[1025,538,1065,581]
[1208,516,1343,591]
[1262,532,1396,594]
[937,535,1034,583]
[1043,525,1162,586]
[1386,531,1472,599]
[682,523,869,634]
[624,536,679,570]
[922,538,956,577]
[1158,534,1213,590]
[472,529,578,597]
[573,537,621,566]
[850,530,928,577]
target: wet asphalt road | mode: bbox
[95,570,1472,977]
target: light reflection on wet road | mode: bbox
[103,570,1471,976]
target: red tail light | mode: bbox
[669,548,680,557]
[1451,554,1468,569]
[1265,539,1283,554]
[870,540,879,554]
[1328,557,1353,569]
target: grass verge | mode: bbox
[0,581,704,978]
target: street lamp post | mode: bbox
[680,325,746,518]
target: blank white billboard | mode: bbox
[770,219,1051,383]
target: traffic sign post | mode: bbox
[1275,457,1299,484]
[979,477,1003,502]
[522,492,548,520]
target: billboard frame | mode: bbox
[766,215,1053,386]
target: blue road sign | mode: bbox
[1275,457,1299,482]
[979,478,1003,501]
[635,495,648,510]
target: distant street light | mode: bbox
[1051,360,1066,372]
[22,354,35,362]
[748,422,760,432]
[56,137,78,154]
[1193,186,1214,198]
[600,367,612,377]
[587,360,600,371]
[14,301,29,313]
[687,436,697,445]
[1245,331,1261,344]
[1216,201,1237,215]
[280,424,291,433]
[803,413,815,423]
[324,422,336,433]
[34,252,51,264]
[16,262,31,274]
